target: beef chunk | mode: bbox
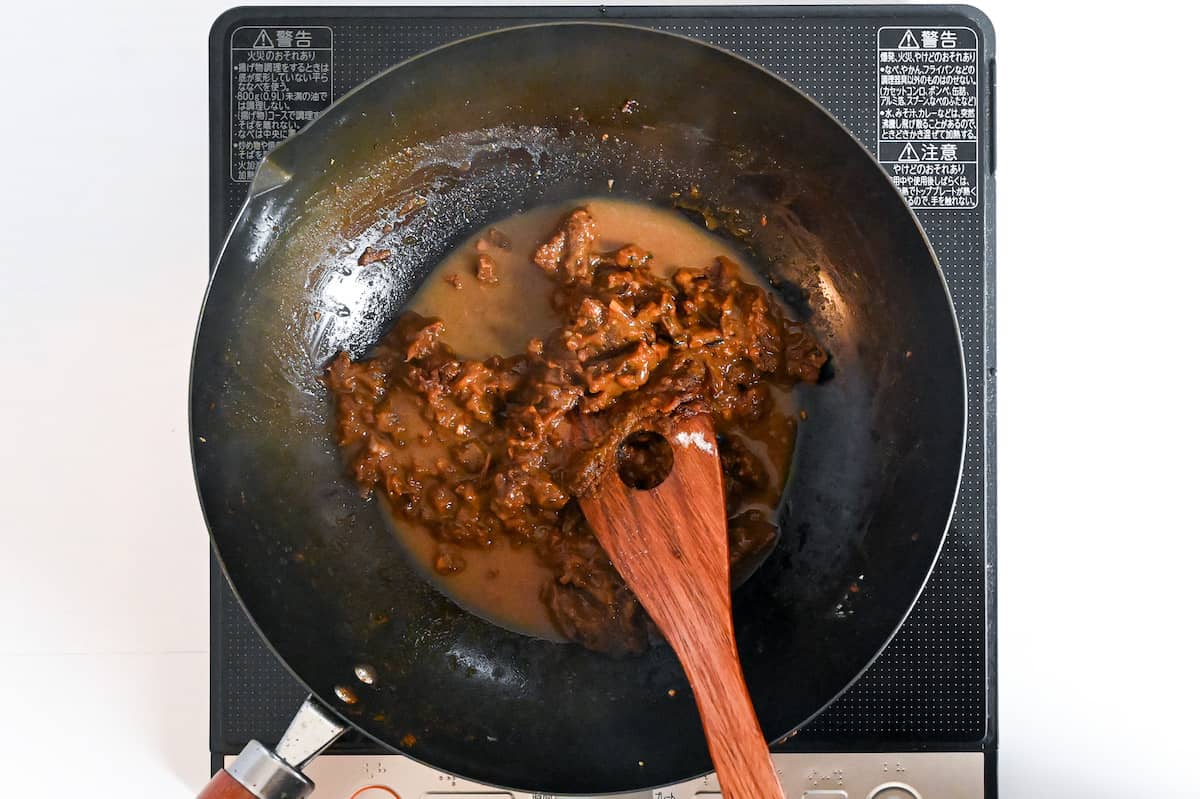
[476,254,499,285]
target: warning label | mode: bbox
[230,26,333,182]
[877,26,979,210]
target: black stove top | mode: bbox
[208,2,995,783]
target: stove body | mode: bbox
[208,7,996,798]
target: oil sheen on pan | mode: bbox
[325,198,828,654]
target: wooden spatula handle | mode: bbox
[662,597,782,796]
[678,632,783,799]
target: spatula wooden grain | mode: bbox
[580,413,784,799]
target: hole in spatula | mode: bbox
[616,430,674,490]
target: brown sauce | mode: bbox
[327,198,826,654]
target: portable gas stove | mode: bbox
[207,6,996,798]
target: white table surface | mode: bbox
[1,1,1196,796]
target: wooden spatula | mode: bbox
[580,413,785,799]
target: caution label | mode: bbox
[877,26,979,210]
[229,26,333,182]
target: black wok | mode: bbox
[191,23,965,796]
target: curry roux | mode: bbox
[326,199,827,655]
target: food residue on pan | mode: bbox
[358,246,391,266]
[326,198,827,655]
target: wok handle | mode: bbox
[194,697,345,799]
[197,769,260,799]
[196,740,315,799]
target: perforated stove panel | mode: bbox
[209,5,995,756]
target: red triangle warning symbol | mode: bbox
[252,29,273,48]
[897,29,920,49]
[898,142,920,162]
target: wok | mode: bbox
[191,22,966,797]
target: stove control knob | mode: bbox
[868,784,921,799]
[350,787,401,799]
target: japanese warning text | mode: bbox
[230,27,333,182]
[877,27,979,210]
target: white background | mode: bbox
[1,1,1195,796]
